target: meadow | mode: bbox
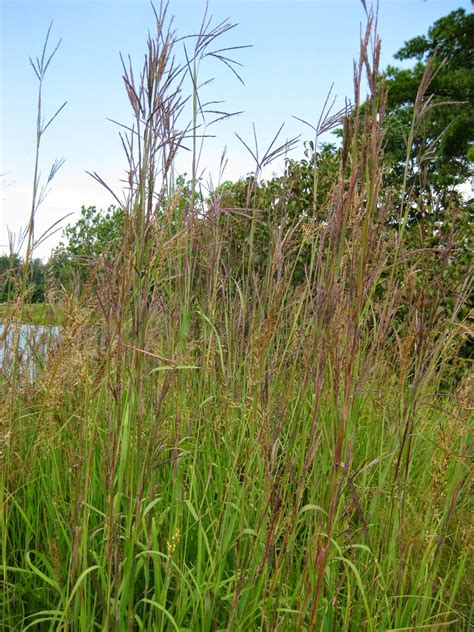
[1,4,472,630]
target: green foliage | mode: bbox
[0,302,60,325]
[51,205,125,287]
[210,143,340,282]
[0,254,46,303]
[59,205,125,259]
[364,9,474,371]
[383,8,474,189]
[0,254,21,302]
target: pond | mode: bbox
[0,323,60,381]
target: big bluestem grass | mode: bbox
[1,21,66,407]
[1,3,472,630]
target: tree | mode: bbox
[50,205,125,287]
[209,143,340,282]
[375,9,474,370]
[0,254,46,303]
[59,205,125,259]
[0,254,21,302]
[383,8,473,191]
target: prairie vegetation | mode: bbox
[1,3,472,630]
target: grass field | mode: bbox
[1,5,472,630]
[0,303,61,326]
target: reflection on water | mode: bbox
[0,323,60,381]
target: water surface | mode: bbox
[0,323,60,381]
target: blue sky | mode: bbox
[1,0,471,257]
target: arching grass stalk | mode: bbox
[8,22,66,402]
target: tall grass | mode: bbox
[1,3,472,630]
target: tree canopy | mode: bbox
[383,8,474,189]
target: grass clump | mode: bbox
[1,3,472,630]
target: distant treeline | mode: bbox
[0,254,46,303]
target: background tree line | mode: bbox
[1,8,472,307]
